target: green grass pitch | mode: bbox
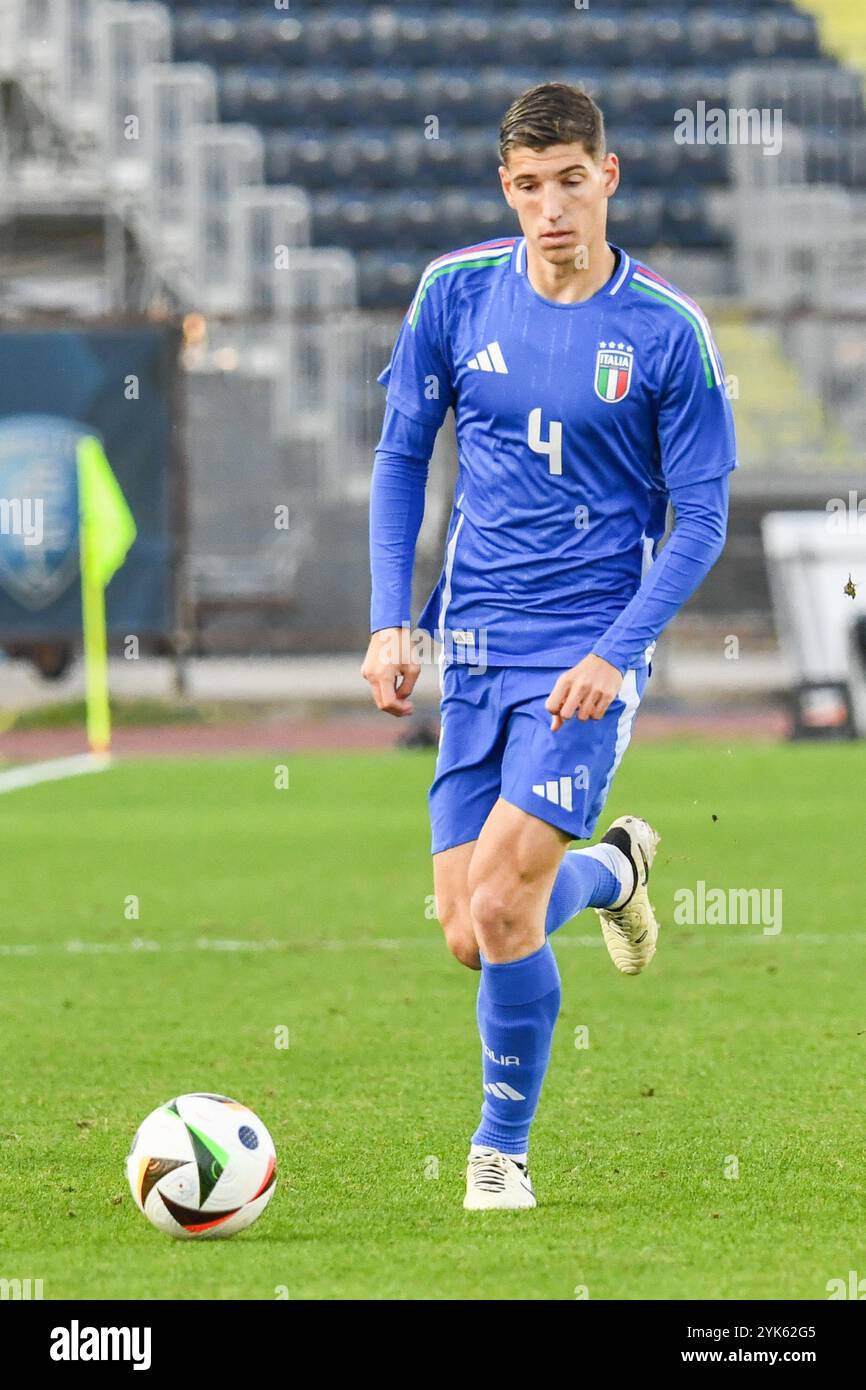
[1,740,864,1301]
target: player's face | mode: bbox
[498,143,620,265]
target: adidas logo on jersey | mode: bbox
[531,777,574,811]
[467,341,508,374]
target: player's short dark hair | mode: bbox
[499,83,606,165]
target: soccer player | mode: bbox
[361,84,736,1209]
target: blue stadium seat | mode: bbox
[358,252,426,311]
[218,69,288,127]
[676,141,729,188]
[312,194,376,250]
[648,73,730,129]
[623,16,692,68]
[437,191,511,245]
[608,191,663,247]
[263,127,731,197]
[763,11,823,62]
[265,133,332,188]
[173,8,820,74]
[661,193,725,248]
[158,1,847,306]
[305,14,377,67]
[378,16,440,70]
[490,17,567,70]
[170,1,808,15]
[805,133,866,190]
[601,74,682,129]
[174,14,248,65]
[557,16,625,69]
[614,135,660,187]
[685,14,760,67]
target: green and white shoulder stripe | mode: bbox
[408,239,517,329]
[629,264,724,389]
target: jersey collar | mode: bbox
[512,238,632,298]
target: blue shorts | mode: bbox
[429,662,649,854]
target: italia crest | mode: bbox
[594,341,634,403]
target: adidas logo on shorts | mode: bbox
[531,777,573,811]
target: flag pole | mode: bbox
[78,443,111,754]
[79,525,112,754]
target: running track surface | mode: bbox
[0,709,789,762]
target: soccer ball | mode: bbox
[126,1093,277,1239]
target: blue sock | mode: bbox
[545,848,624,936]
[472,940,561,1155]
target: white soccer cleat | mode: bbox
[595,815,662,975]
[463,1147,537,1210]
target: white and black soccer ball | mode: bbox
[126,1093,277,1239]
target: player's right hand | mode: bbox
[360,627,421,717]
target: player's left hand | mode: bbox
[546,654,624,730]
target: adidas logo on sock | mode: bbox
[483,1082,526,1101]
[467,341,508,374]
[531,777,573,812]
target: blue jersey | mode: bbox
[377,238,737,667]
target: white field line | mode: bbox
[0,932,853,958]
[0,752,112,795]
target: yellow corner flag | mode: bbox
[77,435,137,753]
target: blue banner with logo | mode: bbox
[0,326,179,638]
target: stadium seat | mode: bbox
[805,132,866,189]
[305,15,377,67]
[160,1,853,306]
[624,16,692,68]
[358,252,426,310]
[218,70,289,127]
[174,14,248,65]
[601,74,679,129]
[374,14,434,69]
[662,193,725,248]
[608,192,664,247]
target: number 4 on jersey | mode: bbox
[528,407,563,476]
